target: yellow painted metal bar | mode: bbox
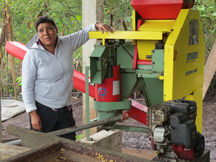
[139,20,175,33]
[102,39,105,46]
[89,31,163,42]
[164,44,175,100]
[186,87,203,133]
[157,75,164,80]
[132,10,136,45]
[132,10,136,31]
[164,9,189,101]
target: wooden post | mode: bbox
[0,47,2,100]
[82,0,104,137]
[203,41,216,99]
[0,21,5,99]
[5,0,17,100]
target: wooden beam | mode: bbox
[203,41,216,99]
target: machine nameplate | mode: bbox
[187,51,199,63]
[185,68,198,76]
[113,80,120,96]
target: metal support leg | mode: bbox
[186,87,203,133]
[85,66,90,139]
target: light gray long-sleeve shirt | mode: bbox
[22,23,97,113]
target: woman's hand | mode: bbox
[30,111,42,131]
[95,22,113,34]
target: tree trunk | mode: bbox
[0,47,2,100]
[5,0,17,100]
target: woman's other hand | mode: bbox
[30,111,42,131]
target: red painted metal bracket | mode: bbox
[137,60,152,65]
[129,99,148,125]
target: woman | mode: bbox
[22,16,113,140]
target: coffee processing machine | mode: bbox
[87,0,205,161]
[5,0,208,161]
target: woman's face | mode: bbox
[37,23,58,49]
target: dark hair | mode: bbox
[35,16,57,31]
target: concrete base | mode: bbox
[0,143,31,161]
[80,130,122,152]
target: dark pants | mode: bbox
[29,101,76,140]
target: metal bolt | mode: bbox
[111,53,115,59]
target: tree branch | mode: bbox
[59,1,81,27]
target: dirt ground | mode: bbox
[2,95,216,161]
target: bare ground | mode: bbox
[2,95,216,161]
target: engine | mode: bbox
[149,100,205,161]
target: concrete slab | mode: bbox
[80,130,122,152]
[1,99,25,122]
[0,143,31,161]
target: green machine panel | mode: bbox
[90,46,117,84]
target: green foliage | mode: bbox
[104,0,133,30]
[73,47,82,72]
[1,65,19,97]
[6,0,82,44]
[75,134,84,140]
[16,76,22,86]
